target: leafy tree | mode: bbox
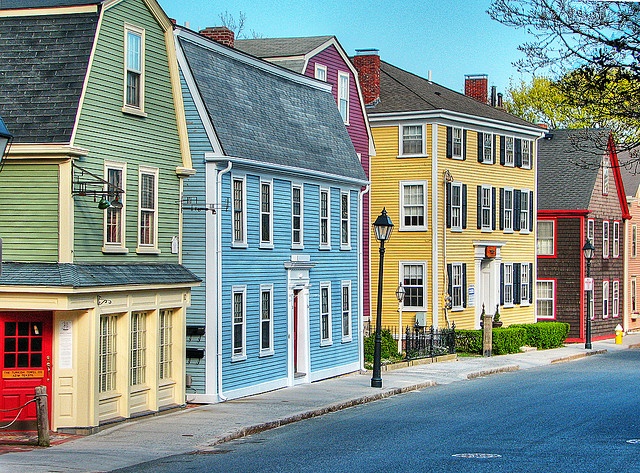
[489,1,640,154]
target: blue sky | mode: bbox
[159,0,535,95]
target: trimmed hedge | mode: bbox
[456,322,570,355]
[364,329,401,363]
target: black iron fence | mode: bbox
[404,324,456,359]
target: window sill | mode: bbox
[400,227,428,232]
[451,155,464,161]
[122,106,147,118]
[450,227,463,233]
[136,247,160,255]
[503,303,514,309]
[259,243,274,250]
[232,243,248,249]
[397,154,428,159]
[320,340,333,347]
[231,355,247,362]
[259,350,274,358]
[503,229,514,234]
[451,307,464,312]
[340,245,352,251]
[481,160,494,165]
[319,246,332,251]
[481,228,493,233]
[102,246,129,254]
[291,245,305,250]
[129,384,150,396]
[341,337,352,343]
[519,230,531,235]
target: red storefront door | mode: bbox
[0,312,52,430]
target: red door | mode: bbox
[0,312,52,430]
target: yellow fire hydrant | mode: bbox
[615,324,624,345]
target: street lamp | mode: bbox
[0,116,13,162]
[371,208,394,388]
[395,283,405,354]
[583,239,595,349]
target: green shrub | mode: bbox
[363,329,401,363]
[492,327,527,355]
[510,322,570,349]
[455,329,483,354]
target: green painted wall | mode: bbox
[72,0,183,263]
[0,162,59,262]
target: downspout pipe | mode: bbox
[216,160,233,402]
[358,184,370,371]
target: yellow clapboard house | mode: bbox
[353,54,545,335]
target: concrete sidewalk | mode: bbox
[2,335,639,473]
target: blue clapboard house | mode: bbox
[175,27,368,402]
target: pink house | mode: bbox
[620,150,640,332]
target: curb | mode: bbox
[466,365,520,379]
[551,349,607,363]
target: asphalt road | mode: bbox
[113,350,640,473]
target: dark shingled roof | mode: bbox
[0,0,100,9]
[0,263,200,287]
[370,61,534,128]
[235,36,333,59]
[0,12,98,143]
[619,149,640,198]
[537,128,611,211]
[179,35,366,182]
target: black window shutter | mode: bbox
[529,191,534,231]
[500,263,505,306]
[528,263,533,304]
[462,184,468,229]
[462,263,467,308]
[493,134,497,164]
[514,263,521,304]
[500,135,505,165]
[463,129,468,160]
[515,138,522,167]
[499,188,505,230]
[446,127,453,158]
[446,182,452,228]
[447,264,453,300]
[514,190,521,231]
[492,187,497,230]
[477,132,483,163]
[477,185,482,229]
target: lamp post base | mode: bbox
[371,377,382,388]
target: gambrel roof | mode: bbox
[235,36,334,74]
[0,8,98,143]
[177,30,367,183]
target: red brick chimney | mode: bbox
[352,49,380,106]
[200,26,235,48]
[464,74,488,104]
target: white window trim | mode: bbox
[603,155,610,195]
[129,311,147,387]
[259,284,274,356]
[587,218,595,244]
[400,261,427,311]
[232,286,247,361]
[603,280,610,318]
[232,175,248,248]
[519,189,531,234]
[320,282,333,346]
[292,184,304,249]
[481,184,493,232]
[452,127,464,160]
[521,139,532,169]
[504,263,514,308]
[505,136,515,167]
[603,220,610,259]
[613,221,620,258]
[503,187,514,233]
[537,220,555,256]
[319,187,331,250]
[520,263,531,306]
[338,71,350,124]
[103,161,127,253]
[315,63,327,81]
[260,179,274,249]
[400,180,428,232]
[633,224,637,258]
[450,181,463,232]
[158,309,173,381]
[632,277,637,314]
[122,24,146,117]
[341,280,352,343]
[482,132,494,164]
[536,279,555,320]
[137,166,159,254]
[613,280,620,318]
[451,263,464,311]
[340,191,351,250]
[399,124,426,158]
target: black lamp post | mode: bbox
[371,208,394,388]
[0,116,13,162]
[583,239,595,349]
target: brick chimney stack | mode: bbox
[464,74,488,104]
[352,49,380,107]
[200,26,235,48]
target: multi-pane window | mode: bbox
[105,165,124,247]
[130,311,146,387]
[613,280,620,318]
[99,315,117,393]
[603,281,610,318]
[452,127,463,159]
[521,140,532,168]
[402,125,423,155]
[520,190,530,231]
[341,192,350,248]
[504,263,514,306]
[260,181,272,246]
[233,177,245,245]
[536,281,554,319]
[603,221,610,258]
[401,181,427,230]
[138,168,157,248]
[587,219,595,244]
[341,281,352,341]
[158,310,172,380]
[537,220,554,255]
[314,63,327,81]
[480,185,493,231]
[633,225,637,258]
[320,189,330,248]
[260,286,273,355]
[503,188,514,231]
[613,221,620,258]
[450,182,463,231]
[125,27,144,109]
[320,283,332,345]
[232,287,246,359]
[483,133,493,163]
[402,263,425,309]
[632,278,637,313]
[338,72,349,123]
[603,155,610,195]
[521,263,530,304]
[505,136,514,166]
[451,263,463,310]
[292,185,303,247]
